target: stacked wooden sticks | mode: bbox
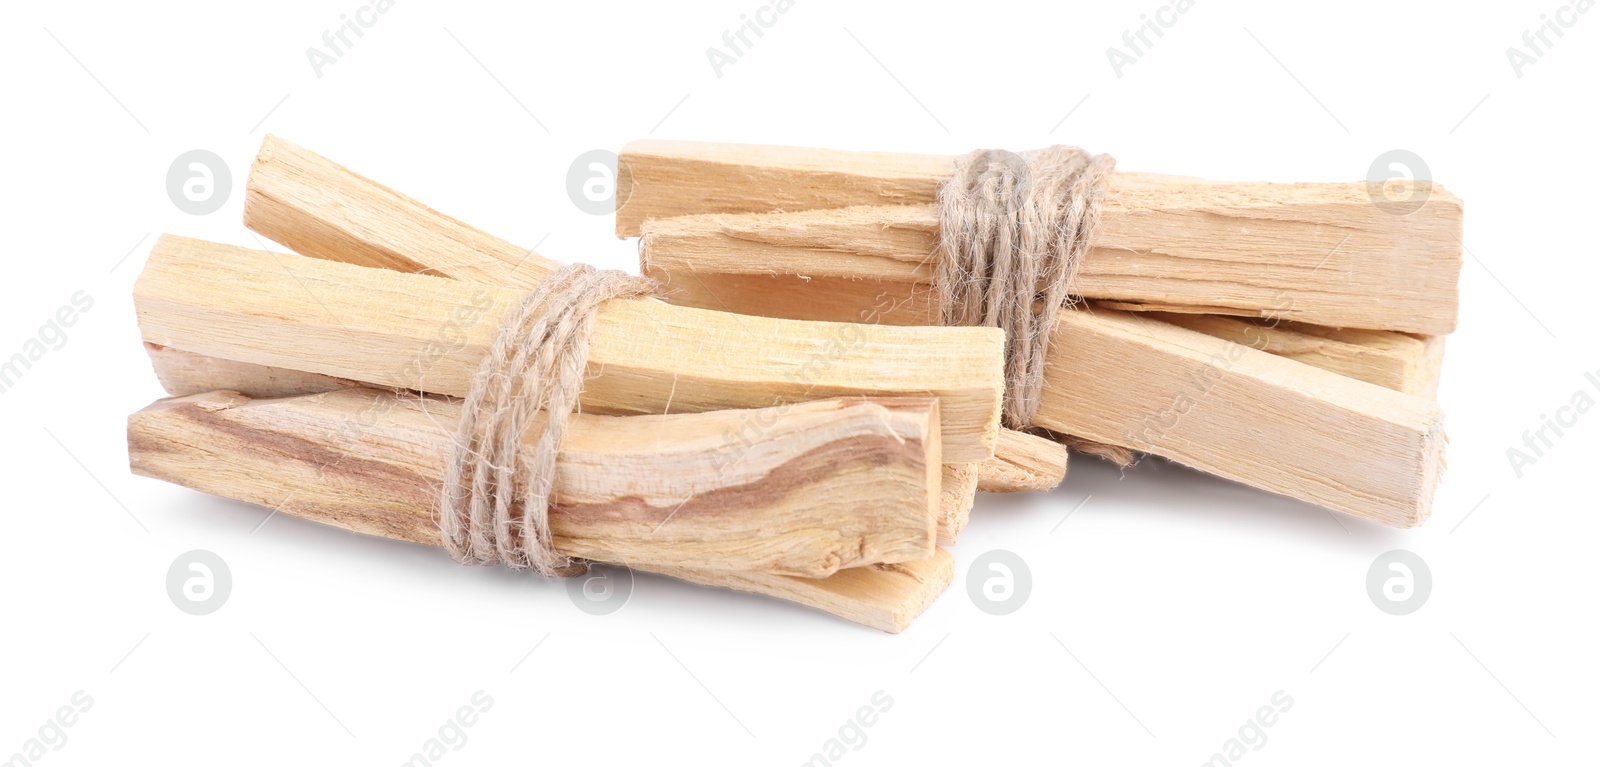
[127,136,1461,632]
[129,137,1025,631]
[619,141,1462,528]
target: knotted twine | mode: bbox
[935,146,1116,430]
[438,263,658,577]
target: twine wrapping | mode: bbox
[935,146,1116,429]
[438,263,658,577]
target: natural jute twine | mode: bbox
[438,263,658,577]
[936,146,1115,430]
[438,145,1113,575]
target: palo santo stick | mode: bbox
[1279,320,1444,400]
[145,343,363,399]
[130,389,939,577]
[1144,313,1445,398]
[133,235,1002,464]
[1037,310,1445,527]
[142,343,984,543]
[646,551,953,634]
[245,136,558,288]
[132,388,951,633]
[137,352,957,629]
[648,269,940,327]
[977,429,1070,493]
[641,261,1446,523]
[937,464,979,545]
[618,141,1463,334]
[642,259,931,324]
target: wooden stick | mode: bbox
[137,355,956,630]
[977,429,1070,493]
[1281,320,1444,400]
[639,259,1447,523]
[937,463,980,545]
[617,141,1463,334]
[645,552,953,634]
[152,339,1035,529]
[130,389,940,577]
[133,235,1003,464]
[245,136,558,288]
[641,264,926,325]
[145,343,363,399]
[142,343,991,543]
[1143,313,1445,398]
[133,384,953,632]
[1036,309,1445,527]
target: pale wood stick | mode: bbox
[639,262,1446,524]
[130,389,940,577]
[141,343,986,543]
[1036,309,1445,527]
[1143,313,1445,398]
[977,429,1070,493]
[1413,334,1447,400]
[245,136,558,287]
[618,141,1463,334]
[1282,320,1444,400]
[636,264,1446,399]
[137,354,956,630]
[641,268,926,325]
[646,552,953,634]
[133,235,1002,464]
[145,343,363,399]
[936,463,981,545]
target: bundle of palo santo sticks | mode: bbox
[127,137,1459,632]
[621,141,1460,530]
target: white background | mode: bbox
[2,0,1595,763]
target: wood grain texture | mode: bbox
[976,429,1070,493]
[1035,309,1445,527]
[130,389,940,577]
[245,135,557,287]
[145,343,363,399]
[641,267,935,326]
[619,141,1463,334]
[937,463,980,546]
[136,349,956,630]
[133,235,1002,463]
[1145,313,1445,398]
[634,263,1448,524]
[142,344,988,543]
[646,551,953,634]
[624,157,1453,523]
